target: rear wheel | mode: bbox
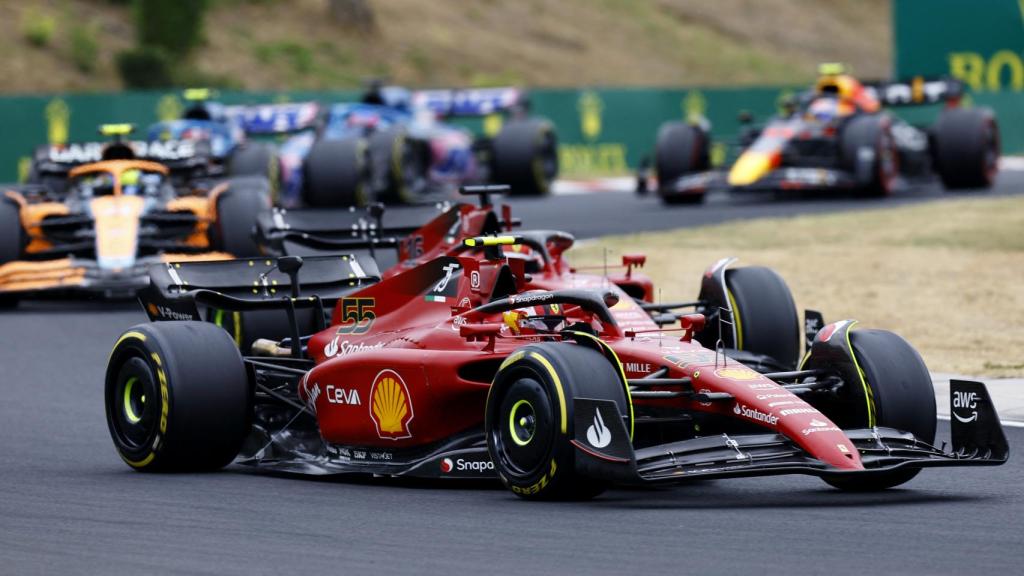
[0,197,24,308]
[105,322,250,472]
[655,122,709,204]
[368,129,427,204]
[303,138,366,207]
[486,342,630,500]
[228,142,280,201]
[933,108,999,189]
[840,115,898,197]
[490,119,558,196]
[819,329,935,491]
[209,176,271,257]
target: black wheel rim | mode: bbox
[493,370,554,478]
[110,356,160,451]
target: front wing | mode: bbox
[572,380,1009,485]
[663,167,860,198]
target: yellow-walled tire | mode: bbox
[105,322,250,472]
[485,342,629,500]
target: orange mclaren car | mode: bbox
[0,137,271,306]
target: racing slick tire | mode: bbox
[486,342,631,500]
[490,119,558,196]
[228,142,281,200]
[0,196,25,308]
[840,115,898,197]
[654,122,709,204]
[819,329,936,491]
[697,266,801,371]
[303,138,366,207]
[367,128,427,205]
[209,176,272,257]
[105,322,250,472]
[933,108,1000,190]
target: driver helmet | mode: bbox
[807,98,841,123]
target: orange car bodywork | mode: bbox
[0,160,233,296]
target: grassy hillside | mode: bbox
[0,0,891,93]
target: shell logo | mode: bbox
[369,369,414,440]
[715,367,760,381]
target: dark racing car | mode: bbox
[103,201,1007,498]
[285,85,558,208]
[644,64,1000,203]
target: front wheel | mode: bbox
[105,322,251,472]
[808,327,935,490]
[486,342,630,500]
[696,264,800,371]
[840,115,898,197]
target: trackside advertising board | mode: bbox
[894,0,1024,92]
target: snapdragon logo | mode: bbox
[586,409,612,448]
[440,457,494,474]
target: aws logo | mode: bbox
[369,369,414,440]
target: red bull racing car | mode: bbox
[104,189,1007,498]
[646,65,1000,203]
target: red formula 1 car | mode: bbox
[255,186,804,374]
[105,226,1007,499]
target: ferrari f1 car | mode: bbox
[105,225,1007,499]
[645,64,1000,203]
[254,185,802,373]
[0,125,272,305]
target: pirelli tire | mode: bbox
[228,142,281,200]
[697,266,801,371]
[367,128,427,205]
[932,107,1000,190]
[485,342,630,500]
[0,196,25,308]
[105,322,250,472]
[819,328,936,491]
[654,122,710,204]
[490,119,558,196]
[303,137,367,207]
[839,114,898,197]
[209,176,272,257]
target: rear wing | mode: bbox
[224,102,321,135]
[863,76,965,107]
[32,139,210,176]
[411,87,527,117]
[139,254,380,322]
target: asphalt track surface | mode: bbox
[504,169,1024,239]
[2,172,1024,574]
